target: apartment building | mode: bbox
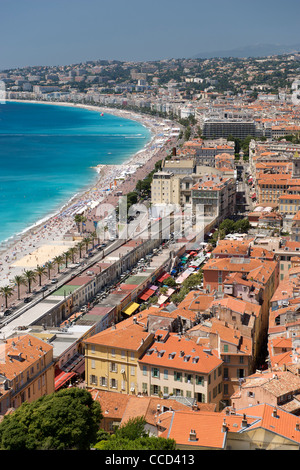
[230,370,300,414]
[191,174,236,222]
[180,139,235,168]
[187,316,253,406]
[0,334,55,414]
[84,313,154,395]
[138,330,223,410]
[151,171,181,205]
[202,118,257,140]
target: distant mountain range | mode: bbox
[193,43,300,59]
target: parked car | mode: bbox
[3,309,12,316]
[24,297,32,303]
[51,279,58,284]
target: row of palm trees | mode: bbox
[0,231,100,311]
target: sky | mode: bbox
[1,0,300,69]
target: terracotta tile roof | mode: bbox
[0,334,53,380]
[139,332,222,374]
[210,296,261,318]
[85,317,154,351]
[235,403,300,444]
[159,410,257,449]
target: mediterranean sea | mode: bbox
[0,101,151,245]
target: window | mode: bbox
[164,369,168,380]
[91,359,95,369]
[143,366,147,376]
[174,371,182,382]
[196,375,204,386]
[110,362,117,373]
[110,378,117,389]
[90,375,97,385]
[152,368,160,378]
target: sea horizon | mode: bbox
[0,101,152,246]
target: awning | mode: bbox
[122,301,140,316]
[251,193,256,199]
[139,288,155,301]
[156,272,171,283]
[55,369,77,391]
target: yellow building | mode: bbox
[0,334,55,414]
[84,315,154,395]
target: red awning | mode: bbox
[55,369,77,391]
[140,288,156,301]
[156,272,171,283]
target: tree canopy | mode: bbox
[93,417,176,450]
[0,388,102,450]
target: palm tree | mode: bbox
[64,250,71,269]
[68,246,78,264]
[90,231,97,249]
[13,275,26,300]
[74,214,87,233]
[35,265,47,286]
[45,261,54,280]
[83,237,91,254]
[0,285,14,309]
[74,214,82,232]
[53,255,63,274]
[23,270,37,294]
[77,241,85,259]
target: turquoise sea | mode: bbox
[0,101,151,245]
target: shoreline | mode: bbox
[0,99,178,287]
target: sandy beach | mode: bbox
[0,100,179,291]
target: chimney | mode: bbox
[189,429,197,441]
[272,408,278,418]
[222,418,227,433]
[296,423,300,432]
[241,414,247,428]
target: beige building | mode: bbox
[151,171,181,205]
[0,334,55,414]
[138,330,223,410]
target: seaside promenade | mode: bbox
[0,104,180,312]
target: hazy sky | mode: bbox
[1,0,300,69]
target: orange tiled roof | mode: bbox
[139,332,222,374]
[0,334,53,380]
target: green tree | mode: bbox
[0,285,14,309]
[94,417,176,450]
[77,241,85,258]
[13,275,26,300]
[23,270,37,294]
[163,276,177,288]
[68,246,78,264]
[45,261,54,280]
[35,265,47,287]
[0,388,102,450]
[63,250,71,269]
[53,255,63,274]
[83,236,91,254]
